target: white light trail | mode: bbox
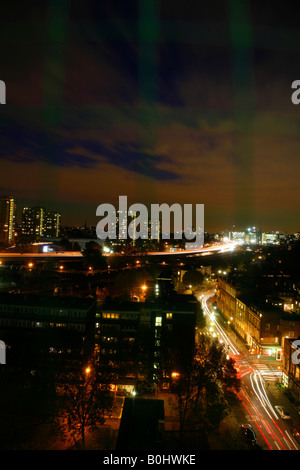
[201,293,239,356]
[250,371,278,420]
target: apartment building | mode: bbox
[95,294,198,393]
[0,293,96,365]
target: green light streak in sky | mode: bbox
[229,0,256,228]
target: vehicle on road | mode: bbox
[274,405,291,419]
[252,440,263,450]
[292,428,300,442]
[241,424,257,443]
[240,424,262,449]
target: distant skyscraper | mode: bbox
[117,210,127,240]
[150,218,160,241]
[21,206,44,239]
[0,197,17,245]
[43,211,61,238]
[21,206,60,240]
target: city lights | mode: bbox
[0,1,300,453]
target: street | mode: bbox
[201,291,300,451]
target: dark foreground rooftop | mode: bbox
[117,398,165,451]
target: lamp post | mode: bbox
[141,284,147,301]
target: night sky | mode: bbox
[1,0,300,233]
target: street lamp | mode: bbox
[171,372,180,379]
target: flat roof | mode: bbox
[0,293,96,309]
[117,398,164,450]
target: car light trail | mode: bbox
[250,371,278,420]
[236,390,273,450]
[285,431,299,450]
[201,293,239,356]
[240,388,289,450]
[248,371,299,450]
[201,290,300,451]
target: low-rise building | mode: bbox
[216,278,300,360]
[246,302,282,359]
[0,293,96,366]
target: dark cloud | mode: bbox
[1,0,300,231]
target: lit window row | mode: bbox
[102,313,120,319]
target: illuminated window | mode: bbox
[166,313,172,319]
[102,312,119,319]
[155,316,162,326]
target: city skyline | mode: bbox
[1,193,300,245]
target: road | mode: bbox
[201,291,300,451]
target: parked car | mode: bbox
[241,424,262,449]
[252,440,263,450]
[241,424,257,443]
[275,405,291,419]
[292,428,300,442]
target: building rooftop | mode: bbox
[101,293,198,313]
[0,293,96,310]
[117,397,165,450]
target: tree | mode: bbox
[55,364,113,449]
[83,241,107,270]
[182,269,204,290]
[196,302,206,329]
[172,335,241,447]
[111,268,152,300]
